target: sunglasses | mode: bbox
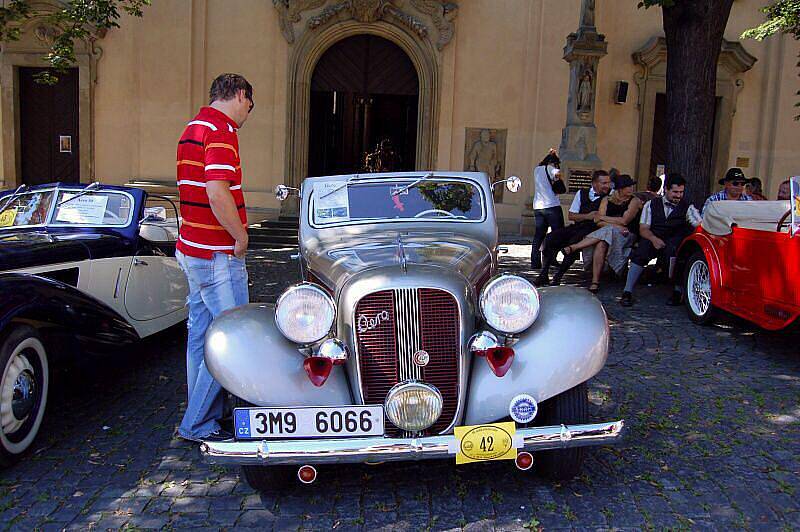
[731,180,746,186]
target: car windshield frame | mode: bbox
[308,175,487,228]
[0,186,136,230]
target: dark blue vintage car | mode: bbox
[0,182,187,464]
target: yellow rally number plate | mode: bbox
[0,209,17,228]
[454,421,517,464]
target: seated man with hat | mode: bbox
[702,167,753,214]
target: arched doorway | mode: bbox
[308,34,419,176]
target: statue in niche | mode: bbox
[576,69,593,115]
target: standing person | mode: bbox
[620,173,692,307]
[560,174,642,293]
[175,73,254,442]
[702,167,753,213]
[535,169,612,286]
[531,149,565,269]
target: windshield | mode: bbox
[311,178,484,226]
[0,191,55,228]
[0,188,134,229]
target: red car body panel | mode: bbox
[679,226,800,330]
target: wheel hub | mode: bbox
[11,369,36,420]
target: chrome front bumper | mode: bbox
[200,420,625,466]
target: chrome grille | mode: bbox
[395,288,422,383]
[355,288,460,435]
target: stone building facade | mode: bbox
[0,0,798,233]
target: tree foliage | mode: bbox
[742,0,800,119]
[0,0,150,83]
[742,0,800,40]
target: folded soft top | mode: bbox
[702,200,791,235]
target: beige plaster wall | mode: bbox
[9,0,797,222]
[94,0,287,217]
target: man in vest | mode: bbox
[174,73,254,442]
[620,173,692,307]
[535,169,611,286]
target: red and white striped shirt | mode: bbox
[176,107,247,259]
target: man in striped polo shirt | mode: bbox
[175,73,253,442]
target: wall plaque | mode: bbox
[568,169,592,193]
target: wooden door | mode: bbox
[19,67,80,185]
[309,35,418,177]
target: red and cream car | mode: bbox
[677,200,799,330]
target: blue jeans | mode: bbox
[532,206,564,268]
[175,250,249,439]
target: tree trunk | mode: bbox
[662,0,734,208]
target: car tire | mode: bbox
[684,251,715,325]
[0,325,49,467]
[535,382,588,481]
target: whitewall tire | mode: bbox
[0,326,49,466]
[684,252,715,325]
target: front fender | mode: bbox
[464,286,609,425]
[0,273,139,348]
[204,303,352,406]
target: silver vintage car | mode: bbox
[200,171,624,489]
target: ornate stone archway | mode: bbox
[275,0,458,189]
[632,37,756,190]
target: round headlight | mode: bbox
[479,274,540,334]
[384,381,443,432]
[275,283,335,344]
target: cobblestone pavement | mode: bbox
[1,244,799,531]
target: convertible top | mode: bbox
[702,200,791,236]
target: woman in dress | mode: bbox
[561,174,642,293]
[531,149,565,269]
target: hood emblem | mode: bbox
[357,310,390,333]
[413,350,430,367]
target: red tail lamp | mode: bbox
[480,346,514,377]
[515,451,533,471]
[303,356,333,387]
[297,465,317,484]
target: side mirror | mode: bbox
[275,184,291,202]
[505,176,522,193]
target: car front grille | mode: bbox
[354,288,460,435]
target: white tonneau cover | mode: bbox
[702,200,791,236]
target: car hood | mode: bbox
[0,230,134,271]
[304,232,494,291]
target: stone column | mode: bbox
[558,0,607,189]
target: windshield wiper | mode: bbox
[56,182,102,207]
[391,172,434,196]
[0,185,28,212]
[319,174,370,200]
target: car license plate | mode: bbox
[233,405,384,440]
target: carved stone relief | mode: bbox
[274,0,457,51]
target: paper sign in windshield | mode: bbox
[315,181,350,223]
[56,194,109,224]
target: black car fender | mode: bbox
[0,273,140,360]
